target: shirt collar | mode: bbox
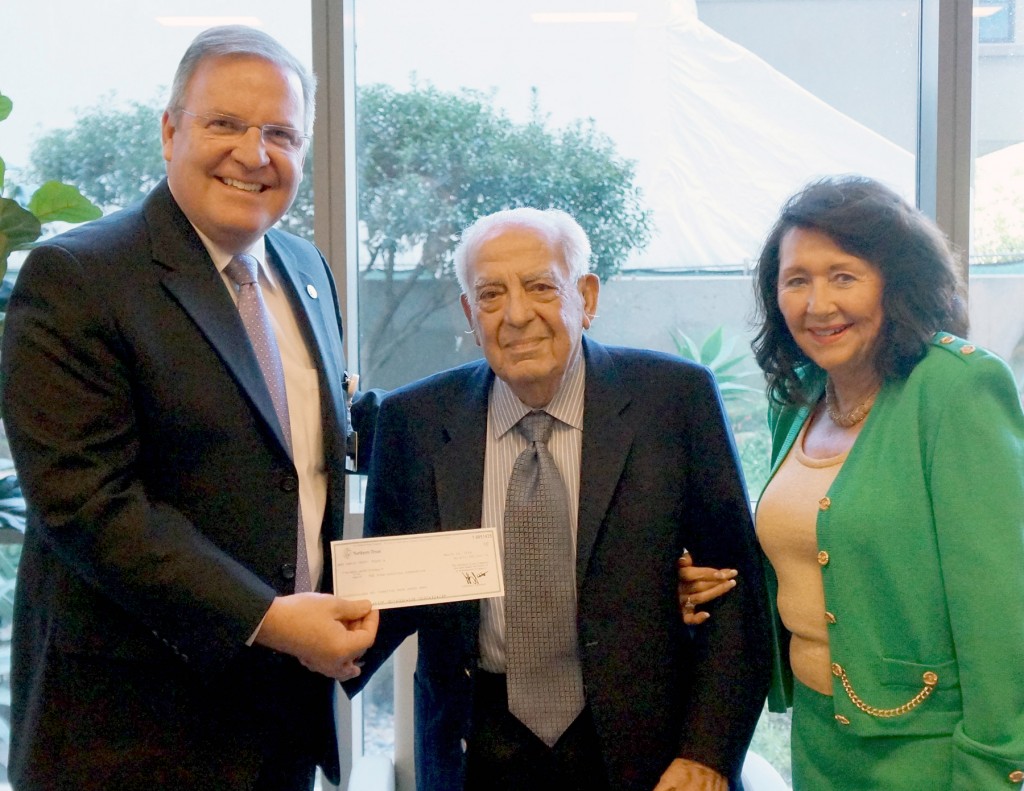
[490,348,586,439]
[192,228,277,292]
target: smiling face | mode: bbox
[777,226,886,391]
[161,55,306,252]
[460,224,599,408]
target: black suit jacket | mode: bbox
[1,181,351,790]
[349,338,771,791]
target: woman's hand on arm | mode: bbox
[677,550,738,625]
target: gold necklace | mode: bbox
[825,379,880,428]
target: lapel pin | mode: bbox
[306,284,318,299]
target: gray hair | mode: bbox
[167,25,317,133]
[454,208,592,297]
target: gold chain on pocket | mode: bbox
[831,663,939,718]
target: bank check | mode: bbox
[331,528,504,609]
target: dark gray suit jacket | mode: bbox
[1,181,351,790]
[349,337,771,791]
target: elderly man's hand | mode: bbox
[653,758,728,791]
[255,593,379,681]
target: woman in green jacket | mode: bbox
[680,176,1024,789]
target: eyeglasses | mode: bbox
[176,108,310,153]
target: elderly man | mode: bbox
[1,26,376,791]
[349,208,771,791]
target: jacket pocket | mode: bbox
[832,657,962,736]
[880,657,959,691]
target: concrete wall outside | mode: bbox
[357,272,1024,391]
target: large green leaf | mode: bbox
[700,325,724,366]
[0,197,42,277]
[27,181,101,225]
[0,198,38,245]
[714,354,749,375]
[719,381,761,395]
[0,545,17,576]
[671,329,700,362]
[0,93,11,123]
[0,504,24,533]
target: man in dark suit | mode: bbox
[0,26,377,791]
[348,208,771,791]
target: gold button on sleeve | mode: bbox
[940,335,954,344]
[818,550,830,566]
[1008,769,1024,784]
[960,344,976,355]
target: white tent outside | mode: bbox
[626,0,915,270]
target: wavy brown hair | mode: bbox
[752,176,968,407]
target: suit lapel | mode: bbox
[145,183,290,456]
[434,363,492,533]
[577,338,634,580]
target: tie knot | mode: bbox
[517,410,554,444]
[225,253,259,287]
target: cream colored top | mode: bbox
[756,421,847,696]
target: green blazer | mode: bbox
[761,333,1024,789]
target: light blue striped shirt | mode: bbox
[477,352,586,673]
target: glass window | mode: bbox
[351,1,923,784]
[972,2,1024,392]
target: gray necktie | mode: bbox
[225,254,311,593]
[504,410,585,746]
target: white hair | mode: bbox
[453,207,592,297]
